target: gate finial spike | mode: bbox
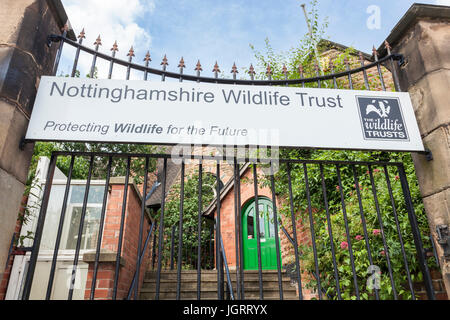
[127,46,135,57]
[111,41,119,52]
[248,64,256,76]
[213,61,220,73]
[195,60,203,72]
[178,57,186,68]
[372,46,379,60]
[384,40,392,55]
[161,54,169,66]
[358,51,365,63]
[231,62,238,74]
[94,35,102,46]
[144,51,152,62]
[78,28,86,39]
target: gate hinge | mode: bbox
[436,225,450,259]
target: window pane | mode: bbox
[70,185,105,204]
[247,209,254,239]
[268,207,275,238]
[65,206,102,250]
[258,204,265,238]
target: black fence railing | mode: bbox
[20,151,437,300]
[48,27,403,90]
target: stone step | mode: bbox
[140,270,299,300]
[140,291,298,301]
[141,280,297,293]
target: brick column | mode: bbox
[0,0,72,285]
[382,4,450,297]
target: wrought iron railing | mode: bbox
[48,27,403,90]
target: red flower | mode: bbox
[336,185,340,191]
[395,176,400,181]
[355,235,364,241]
[380,250,386,256]
[374,169,380,173]
[340,241,348,250]
[373,229,381,236]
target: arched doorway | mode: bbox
[242,198,281,270]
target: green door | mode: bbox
[242,198,280,270]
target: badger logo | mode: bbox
[366,99,391,118]
[357,96,409,141]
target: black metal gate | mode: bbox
[21,152,436,300]
[17,28,438,300]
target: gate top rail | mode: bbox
[49,151,404,167]
[48,30,403,89]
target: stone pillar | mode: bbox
[383,4,450,297]
[0,0,70,281]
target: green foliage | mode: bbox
[249,0,433,299]
[155,170,217,269]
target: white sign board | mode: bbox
[26,76,424,151]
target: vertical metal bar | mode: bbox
[270,162,284,300]
[368,166,398,299]
[236,162,245,300]
[344,58,353,90]
[45,155,75,300]
[178,57,185,82]
[89,156,112,300]
[359,52,370,90]
[133,156,150,300]
[233,161,241,300]
[383,165,415,299]
[252,164,264,300]
[397,164,435,300]
[319,165,341,299]
[144,51,151,81]
[22,154,57,300]
[336,165,360,299]
[286,163,303,300]
[170,225,176,270]
[155,158,168,300]
[351,165,379,300]
[52,27,68,76]
[161,55,168,82]
[299,65,305,88]
[315,64,321,88]
[126,47,135,80]
[108,42,118,79]
[197,162,203,300]
[373,47,386,91]
[216,162,224,300]
[68,155,94,300]
[175,161,185,298]
[71,29,85,77]
[127,219,157,299]
[90,36,101,78]
[385,42,402,92]
[303,164,322,299]
[112,157,131,300]
[151,220,158,270]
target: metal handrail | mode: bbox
[220,233,235,300]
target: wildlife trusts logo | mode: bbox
[356,96,409,141]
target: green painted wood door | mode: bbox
[242,198,280,270]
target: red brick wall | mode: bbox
[84,182,152,300]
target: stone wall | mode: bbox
[386,4,450,297]
[0,0,67,283]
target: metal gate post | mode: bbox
[22,154,57,300]
[398,164,435,300]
